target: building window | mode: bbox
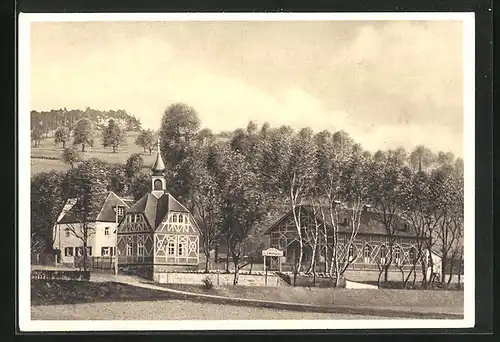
[154,179,163,190]
[168,242,175,255]
[394,248,401,264]
[172,214,178,223]
[379,246,387,264]
[348,245,356,261]
[409,247,416,263]
[178,243,184,256]
[126,243,134,256]
[104,227,110,236]
[178,214,184,223]
[137,242,145,256]
[101,247,110,256]
[116,207,124,217]
[363,245,371,263]
[65,228,70,237]
[64,247,73,257]
[86,247,92,256]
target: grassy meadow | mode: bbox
[30,131,157,176]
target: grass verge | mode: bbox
[31,279,185,306]
[149,282,464,316]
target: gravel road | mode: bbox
[31,300,388,320]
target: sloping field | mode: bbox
[30,132,157,176]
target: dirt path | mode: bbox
[31,300,389,320]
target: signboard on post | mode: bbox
[262,248,284,257]
[262,248,284,276]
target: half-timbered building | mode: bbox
[116,140,200,279]
[263,204,430,276]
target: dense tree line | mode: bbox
[31,107,142,139]
[31,102,464,287]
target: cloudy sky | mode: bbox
[30,20,465,156]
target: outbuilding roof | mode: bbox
[263,204,422,238]
[57,192,131,224]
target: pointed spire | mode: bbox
[151,137,165,175]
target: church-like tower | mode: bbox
[151,138,166,198]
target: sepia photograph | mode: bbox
[18,12,475,331]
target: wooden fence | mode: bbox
[74,256,115,271]
[31,269,91,281]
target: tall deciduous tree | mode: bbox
[125,153,144,178]
[31,127,44,147]
[278,127,317,284]
[62,158,109,272]
[102,119,126,153]
[61,148,80,169]
[367,152,412,284]
[191,164,224,273]
[403,170,433,287]
[54,126,70,148]
[31,171,66,253]
[410,145,435,173]
[73,118,95,152]
[433,163,464,284]
[135,129,156,154]
[159,103,201,204]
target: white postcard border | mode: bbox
[18,11,476,332]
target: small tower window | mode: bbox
[65,228,70,237]
[104,227,110,236]
[116,207,124,217]
[154,179,163,190]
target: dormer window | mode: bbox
[116,207,124,217]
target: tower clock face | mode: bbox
[154,179,163,190]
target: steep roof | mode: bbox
[120,197,136,207]
[57,192,131,224]
[263,205,420,238]
[126,192,190,230]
